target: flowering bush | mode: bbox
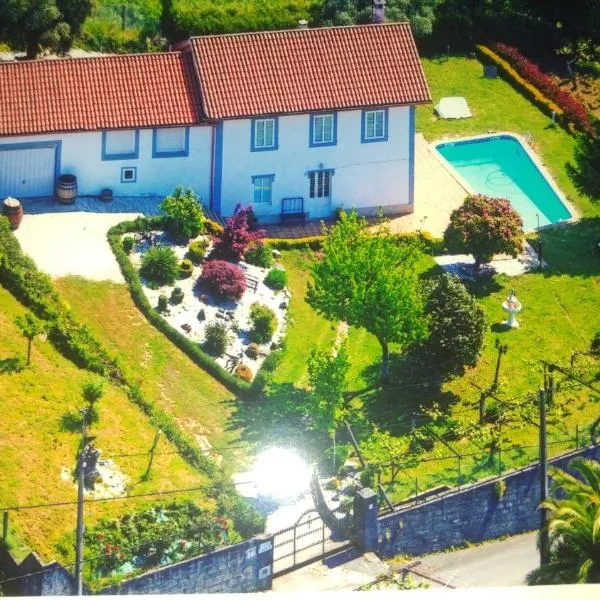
[492,43,595,136]
[444,195,524,270]
[84,502,227,580]
[211,204,265,261]
[197,260,246,300]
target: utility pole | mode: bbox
[75,408,88,596]
[538,387,549,567]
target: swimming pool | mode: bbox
[436,134,572,230]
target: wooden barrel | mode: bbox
[2,197,24,230]
[100,188,113,203]
[56,174,77,204]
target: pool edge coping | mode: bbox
[428,131,580,232]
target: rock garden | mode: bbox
[123,190,289,381]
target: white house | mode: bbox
[0,23,431,224]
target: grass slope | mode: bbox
[0,286,210,563]
[55,277,245,467]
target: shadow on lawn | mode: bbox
[538,217,600,277]
[0,357,23,374]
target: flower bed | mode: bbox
[129,232,289,380]
[478,43,595,136]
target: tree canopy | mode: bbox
[307,210,427,382]
[0,0,94,58]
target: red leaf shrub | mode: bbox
[197,260,246,300]
[493,43,594,136]
[444,195,524,270]
[211,204,265,261]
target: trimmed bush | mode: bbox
[244,241,274,268]
[197,260,246,301]
[140,245,179,286]
[249,303,277,343]
[122,236,135,254]
[170,287,185,304]
[264,268,287,290]
[186,239,209,265]
[203,321,230,357]
[266,235,324,250]
[234,363,253,382]
[157,294,168,313]
[245,343,260,359]
[179,258,194,279]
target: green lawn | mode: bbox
[55,277,246,469]
[0,286,211,563]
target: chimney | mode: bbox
[298,19,308,29]
[372,0,386,24]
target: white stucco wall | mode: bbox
[0,126,213,202]
[218,106,412,222]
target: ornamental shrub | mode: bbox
[421,273,486,376]
[197,260,246,301]
[122,236,134,254]
[203,321,230,357]
[170,286,184,304]
[444,195,524,271]
[234,362,253,382]
[244,241,274,268]
[140,245,179,286]
[211,204,265,261]
[179,258,194,279]
[160,186,205,242]
[249,303,277,343]
[157,294,168,313]
[186,239,209,265]
[264,268,287,290]
[245,343,260,359]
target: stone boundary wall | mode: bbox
[377,444,599,557]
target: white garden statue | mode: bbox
[502,289,522,328]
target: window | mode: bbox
[152,127,189,158]
[251,118,278,151]
[310,113,337,147]
[309,170,333,198]
[121,167,137,183]
[361,109,388,143]
[252,175,274,204]
[102,130,139,160]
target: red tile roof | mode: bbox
[0,52,202,136]
[189,23,431,119]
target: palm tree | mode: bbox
[528,458,600,584]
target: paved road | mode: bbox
[415,532,539,587]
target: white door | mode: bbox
[0,145,56,198]
[308,170,333,219]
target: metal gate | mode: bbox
[271,508,353,577]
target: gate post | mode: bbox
[352,488,379,552]
[254,534,274,591]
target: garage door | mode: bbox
[0,143,57,199]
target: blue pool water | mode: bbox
[436,135,571,230]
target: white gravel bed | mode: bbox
[130,232,290,378]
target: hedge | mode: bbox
[107,217,272,396]
[476,45,566,128]
[0,216,264,538]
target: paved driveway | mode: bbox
[13,212,141,282]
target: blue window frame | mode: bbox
[252,174,275,204]
[309,113,337,147]
[121,166,137,183]
[152,127,190,158]
[102,129,139,161]
[361,108,388,143]
[251,118,278,151]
